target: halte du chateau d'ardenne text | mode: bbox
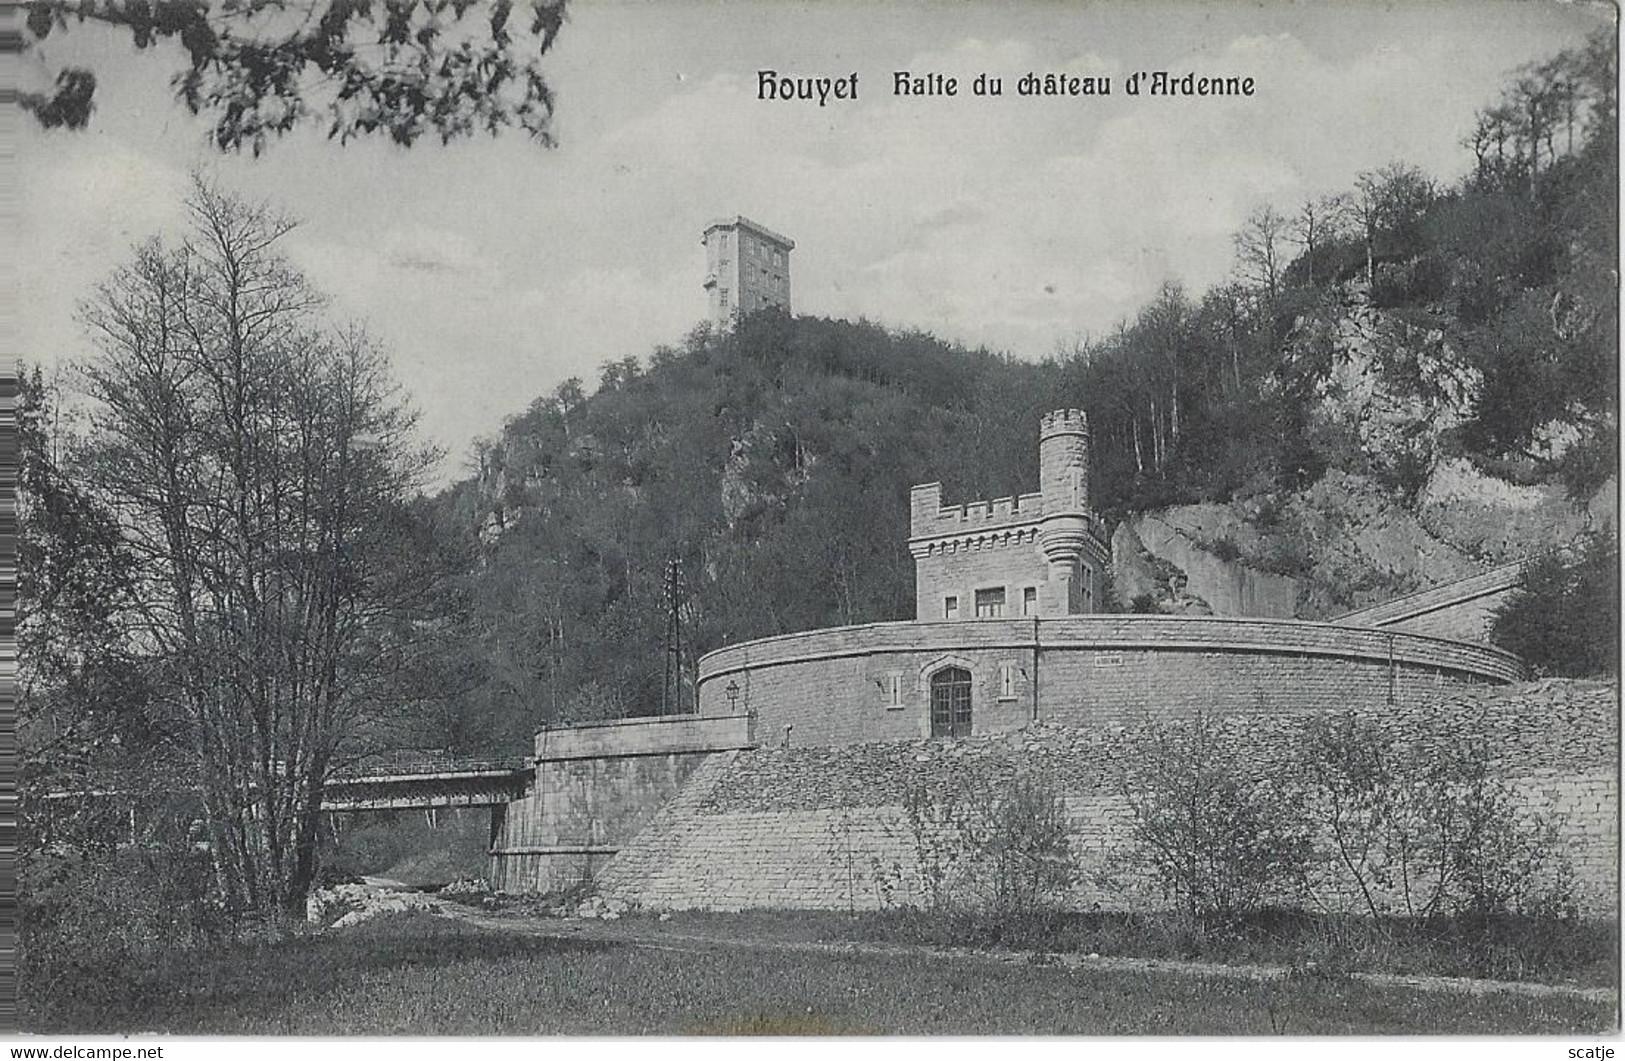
[755,68,1256,106]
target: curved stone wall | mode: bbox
[696,616,1525,748]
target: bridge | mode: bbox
[320,758,531,811]
[40,756,536,818]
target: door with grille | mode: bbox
[929,667,972,738]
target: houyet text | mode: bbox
[756,71,859,105]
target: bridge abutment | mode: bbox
[488,714,753,894]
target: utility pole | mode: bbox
[661,557,686,716]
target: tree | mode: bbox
[1491,535,1619,678]
[74,176,438,916]
[1233,205,1288,303]
[1298,712,1396,921]
[1289,195,1344,289]
[1345,162,1436,286]
[20,0,569,153]
[16,367,167,854]
[1466,32,1615,195]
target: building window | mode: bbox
[886,674,903,708]
[719,289,730,309]
[944,596,959,620]
[1022,587,1038,616]
[998,662,1016,700]
[930,667,973,738]
[974,587,1006,618]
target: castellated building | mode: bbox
[691,411,1521,747]
[910,409,1110,622]
[703,216,794,330]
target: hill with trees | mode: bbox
[427,31,1616,748]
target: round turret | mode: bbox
[1039,408,1090,515]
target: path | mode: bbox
[411,895,1617,1005]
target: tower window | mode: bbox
[1022,587,1038,616]
[974,587,1006,618]
[719,289,730,309]
[943,596,959,620]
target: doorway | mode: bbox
[929,667,972,738]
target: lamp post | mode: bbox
[726,679,749,742]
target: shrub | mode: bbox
[892,772,1078,919]
[1118,712,1313,924]
[21,844,233,1024]
[1405,743,1576,922]
[1298,713,1577,928]
[1299,712,1400,920]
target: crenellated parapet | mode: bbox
[908,411,1110,620]
[908,483,1045,547]
[1039,407,1089,437]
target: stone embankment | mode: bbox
[597,679,1617,915]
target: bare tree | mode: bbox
[75,177,437,916]
[1233,205,1289,302]
[1290,195,1344,288]
[1136,280,1193,468]
[1511,73,1560,196]
[1467,32,1615,193]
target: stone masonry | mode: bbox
[909,410,1110,621]
[597,680,1618,916]
[696,614,1524,749]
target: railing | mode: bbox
[329,756,531,781]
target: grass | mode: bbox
[620,907,1619,989]
[27,913,1618,1035]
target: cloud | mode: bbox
[15,3,1606,484]
[380,226,494,277]
[15,130,190,371]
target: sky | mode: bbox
[14,0,1614,484]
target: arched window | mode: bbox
[930,667,973,738]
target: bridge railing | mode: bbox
[327,756,532,781]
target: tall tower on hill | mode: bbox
[703,217,794,331]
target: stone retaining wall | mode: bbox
[600,680,1617,916]
[489,715,752,893]
[1337,562,1528,643]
